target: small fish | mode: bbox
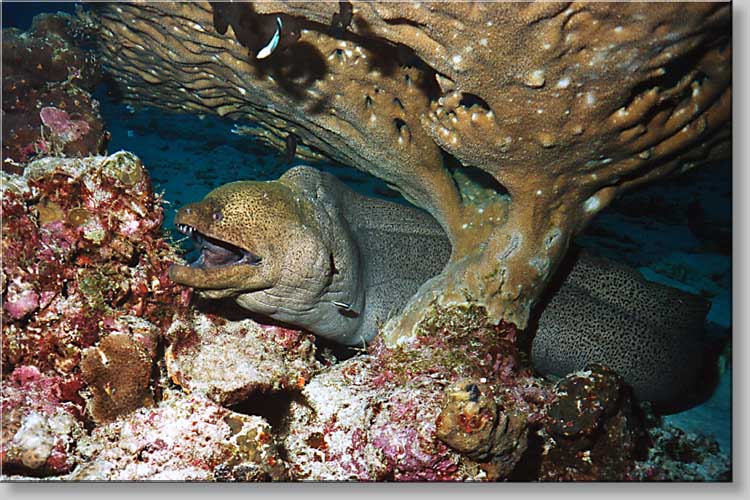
[257,16,282,59]
[332,300,359,317]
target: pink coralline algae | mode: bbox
[40,107,92,145]
[3,278,40,320]
[69,390,287,481]
[1,153,191,476]
[278,305,548,481]
[1,366,85,475]
[2,12,108,167]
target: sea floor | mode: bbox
[98,90,733,456]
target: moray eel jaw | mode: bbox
[168,196,275,293]
[175,222,261,269]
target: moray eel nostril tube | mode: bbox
[169,166,714,409]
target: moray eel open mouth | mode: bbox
[176,223,261,269]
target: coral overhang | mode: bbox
[92,1,731,341]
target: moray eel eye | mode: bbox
[176,223,261,269]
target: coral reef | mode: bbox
[280,304,547,481]
[164,312,323,405]
[2,12,108,167]
[81,327,158,424]
[93,2,731,341]
[0,210,731,481]
[1,153,189,475]
[534,365,647,481]
[1,366,85,475]
[0,5,732,481]
[629,420,732,482]
[70,390,288,481]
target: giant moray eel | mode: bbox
[529,248,712,411]
[169,166,450,346]
[169,166,711,408]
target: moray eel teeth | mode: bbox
[176,223,261,269]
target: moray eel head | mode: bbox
[168,179,325,297]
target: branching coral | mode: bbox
[92,2,731,342]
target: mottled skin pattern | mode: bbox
[169,166,450,345]
[169,166,710,406]
[531,250,710,409]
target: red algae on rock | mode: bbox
[277,304,549,481]
[1,153,188,373]
[1,366,85,475]
[1,152,191,476]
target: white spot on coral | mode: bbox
[536,189,543,196]
[525,69,546,88]
[584,195,600,212]
[537,109,544,114]
[556,77,571,89]
[614,26,623,33]
[238,87,247,96]
[452,54,462,64]
[585,92,596,106]
[479,38,488,47]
